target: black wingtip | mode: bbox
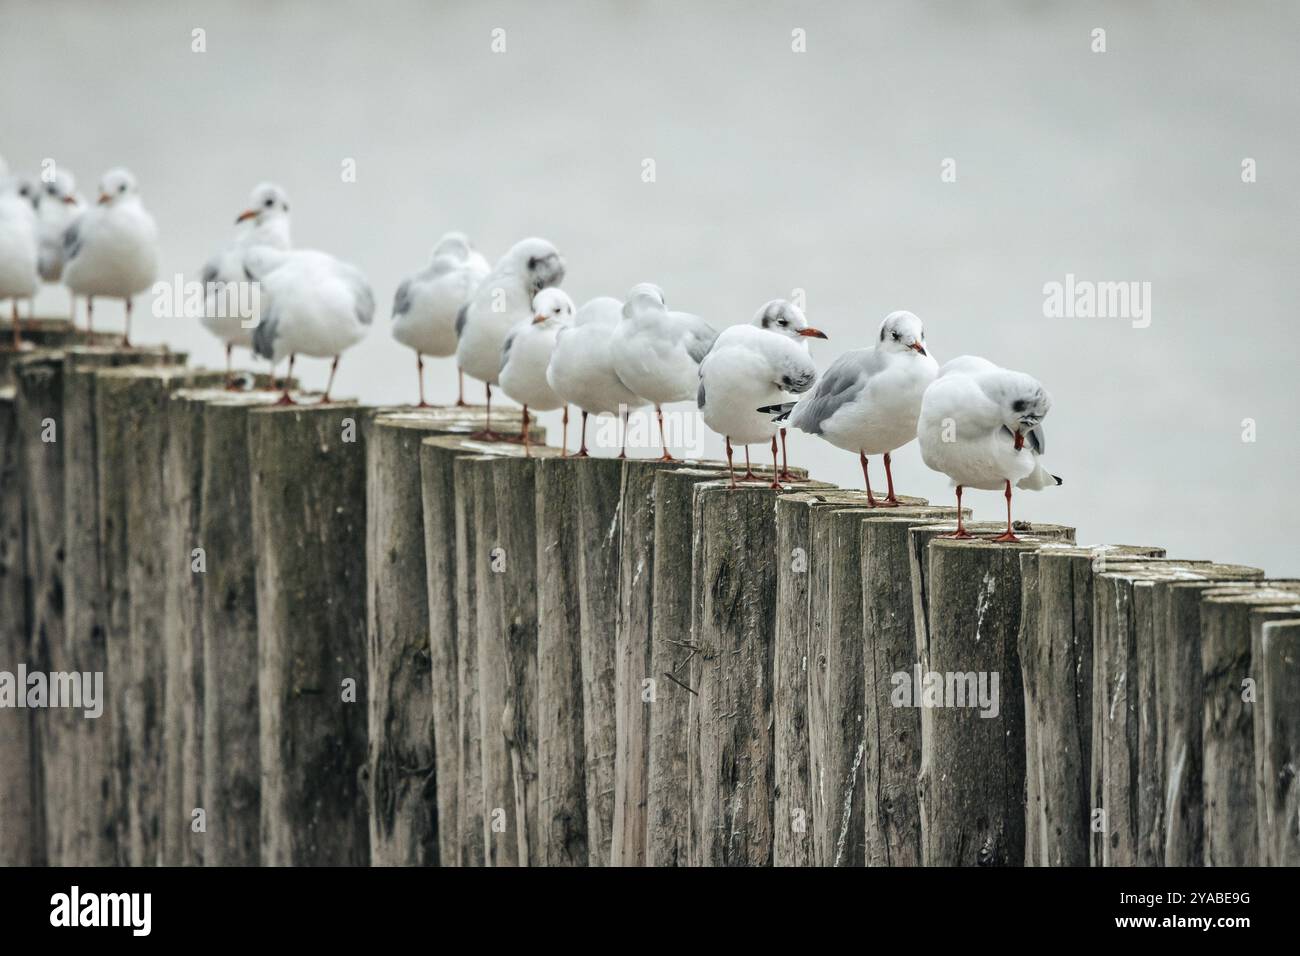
[1053,475,1063,486]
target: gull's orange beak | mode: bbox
[1014,430,1025,451]
[532,313,548,325]
[797,327,828,339]
[62,195,78,205]
[98,193,111,205]
[909,341,927,356]
[235,209,258,224]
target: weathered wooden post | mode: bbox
[176,390,284,866]
[65,346,180,866]
[1018,545,1163,867]
[365,408,515,866]
[808,495,927,867]
[1257,617,1300,865]
[458,442,552,866]
[421,432,512,867]
[0,381,42,866]
[11,354,66,862]
[689,480,829,866]
[97,365,220,867]
[913,526,1074,866]
[646,466,727,866]
[1200,585,1300,867]
[858,509,961,866]
[250,403,370,866]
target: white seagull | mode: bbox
[391,231,490,406]
[36,169,85,322]
[454,237,565,437]
[546,295,647,457]
[698,299,826,487]
[765,310,938,506]
[917,356,1062,541]
[0,176,39,350]
[62,167,158,345]
[199,183,292,386]
[498,287,574,454]
[609,282,718,459]
[248,247,374,404]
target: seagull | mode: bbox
[0,176,39,350]
[609,282,718,460]
[699,299,826,487]
[36,169,85,321]
[763,310,938,506]
[391,231,490,407]
[546,295,647,457]
[498,288,574,455]
[62,168,158,345]
[248,247,374,404]
[200,183,292,387]
[454,237,565,438]
[917,355,1062,541]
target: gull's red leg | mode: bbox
[224,344,238,390]
[456,367,467,407]
[943,485,973,538]
[859,450,879,507]
[576,410,589,458]
[122,298,133,348]
[320,356,339,404]
[726,437,737,488]
[991,480,1020,542]
[619,408,629,460]
[657,405,675,461]
[878,451,900,506]
[778,426,793,481]
[741,445,759,481]
[416,354,431,408]
[275,355,297,405]
[522,405,531,457]
[769,435,782,489]
[561,405,569,458]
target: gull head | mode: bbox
[754,299,827,341]
[431,230,473,262]
[879,310,927,356]
[42,169,79,207]
[6,176,40,211]
[235,182,290,225]
[98,167,139,205]
[531,288,575,326]
[507,237,565,295]
[622,282,667,319]
[994,372,1052,437]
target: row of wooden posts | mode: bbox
[1,319,1298,866]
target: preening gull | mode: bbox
[248,247,374,404]
[917,355,1062,541]
[498,287,574,454]
[765,310,937,506]
[391,231,490,406]
[36,168,84,321]
[200,182,292,386]
[62,167,159,345]
[609,282,717,460]
[0,176,39,349]
[454,237,565,438]
[698,299,826,487]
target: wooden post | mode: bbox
[534,455,624,866]
[98,366,221,868]
[1152,569,1264,866]
[0,382,42,865]
[64,347,180,866]
[458,443,553,865]
[916,529,1074,866]
[858,509,961,866]
[365,409,516,866]
[420,429,527,867]
[1018,545,1164,867]
[809,495,927,867]
[1257,617,1300,865]
[646,466,727,866]
[184,390,283,868]
[1200,585,1300,867]
[688,480,829,866]
[11,354,65,863]
[250,404,370,866]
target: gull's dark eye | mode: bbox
[265,198,274,207]
[892,331,901,341]
[119,183,126,192]
[779,319,788,326]
[527,257,539,270]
